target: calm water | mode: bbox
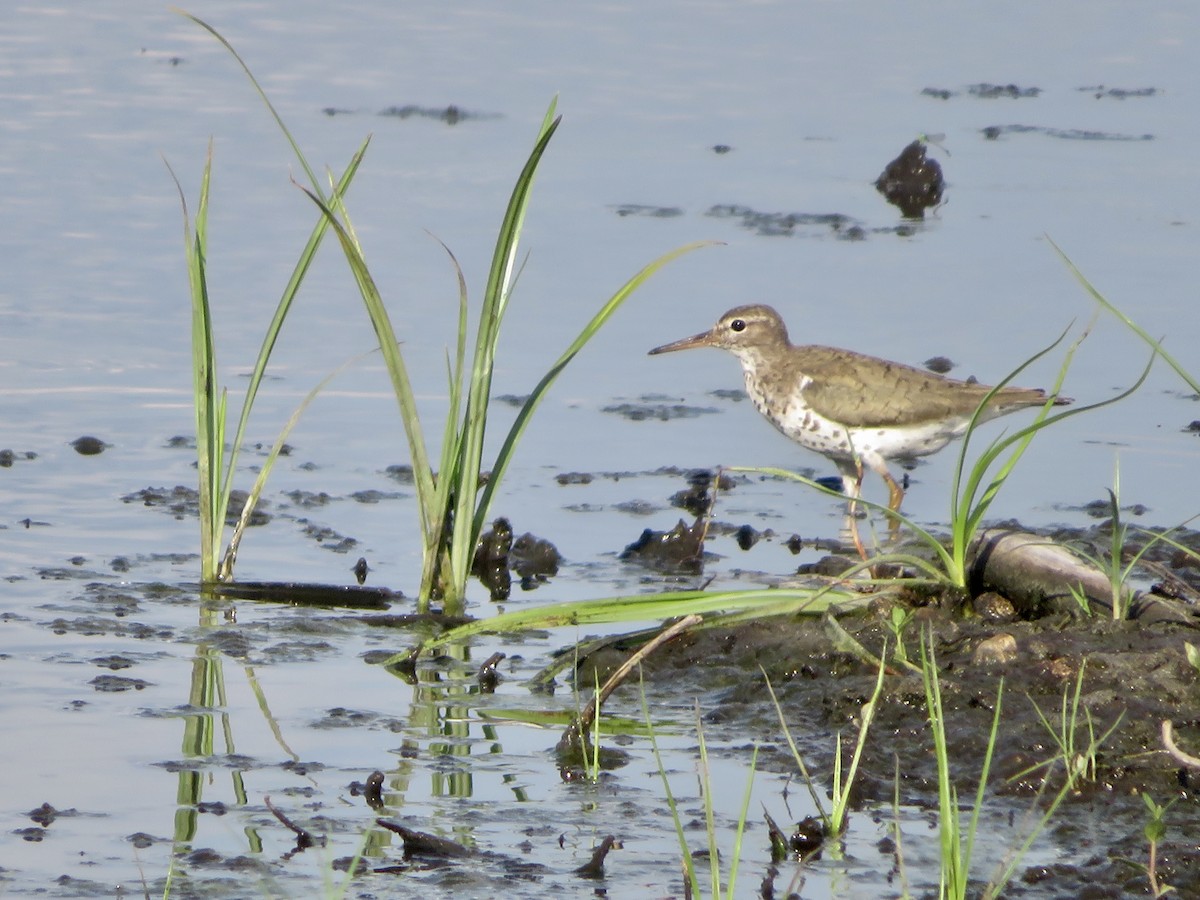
[1,1,1197,896]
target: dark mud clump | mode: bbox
[0,448,37,467]
[981,124,1154,142]
[374,104,500,125]
[71,435,110,455]
[875,139,945,219]
[473,518,561,601]
[611,204,684,218]
[619,517,707,574]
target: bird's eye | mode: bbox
[730,319,746,333]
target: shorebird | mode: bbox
[649,304,1069,518]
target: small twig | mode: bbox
[376,818,473,858]
[574,834,621,878]
[1161,720,1200,769]
[558,614,702,754]
[265,796,322,850]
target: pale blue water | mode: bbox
[1,2,1196,896]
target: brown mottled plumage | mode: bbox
[650,304,1070,512]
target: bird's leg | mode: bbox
[836,459,869,562]
[866,457,905,540]
[882,470,905,513]
[851,450,905,542]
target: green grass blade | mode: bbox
[218,349,375,579]
[949,323,1074,531]
[218,144,372,558]
[292,182,438,545]
[695,707,720,897]
[418,235,471,597]
[449,105,561,595]
[176,11,324,196]
[963,679,1004,892]
[166,144,222,580]
[1047,235,1198,393]
[176,14,379,581]
[473,240,719,546]
[397,586,849,662]
[727,742,758,898]
[642,672,700,895]
[762,669,830,828]
[921,635,962,896]
[832,652,888,834]
[958,348,1154,543]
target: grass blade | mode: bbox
[449,106,561,596]
[473,240,720,545]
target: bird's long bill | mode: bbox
[648,331,714,355]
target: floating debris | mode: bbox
[706,204,858,237]
[601,400,718,421]
[477,652,505,692]
[0,448,36,467]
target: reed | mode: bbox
[179,13,709,605]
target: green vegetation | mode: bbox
[645,689,757,899]
[1139,794,1179,897]
[169,140,360,584]
[920,633,1099,900]
[765,656,886,839]
[1012,659,1124,787]
[175,13,708,607]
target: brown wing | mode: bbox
[788,346,1047,428]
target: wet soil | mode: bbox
[574,557,1200,898]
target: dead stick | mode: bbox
[265,795,320,848]
[559,613,702,753]
[1161,720,1200,769]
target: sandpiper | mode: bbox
[649,304,1070,515]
